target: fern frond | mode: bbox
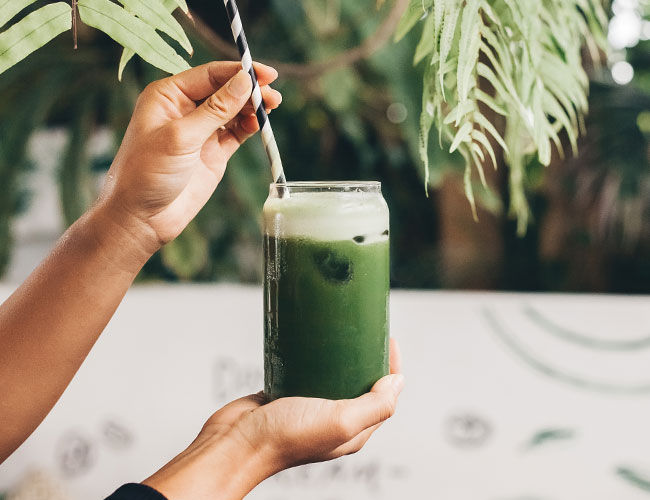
[402,0,609,232]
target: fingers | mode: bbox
[173,70,253,147]
[219,113,259,145]
[389,337,402,375]
[335,374,404,439]
[327,422,382,459]
[238,86,282,115]
[208,114,258,159]
[169,61,278,102]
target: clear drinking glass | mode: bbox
[263,181,390,400]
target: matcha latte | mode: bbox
[263,182,389,400]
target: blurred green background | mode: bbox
[1,0,649,292]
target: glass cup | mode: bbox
[263,181,390,400]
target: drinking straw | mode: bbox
[222,0,287,185]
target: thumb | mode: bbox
[338,374,404,437]
[177,69,252,146]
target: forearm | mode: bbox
[143,430,274,500]
[0,201,154,462]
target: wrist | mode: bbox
[206,430,276,498]
[143,431,274,500]
[83,199,159,275]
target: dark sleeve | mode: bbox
[104,483,168,500]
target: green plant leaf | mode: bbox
[392,0,608,233]
[78,0,190,76]
[449,121,472,153]
[59,95,96,225]
[164,0,189,15]
[117,0,184,80]
[475,88,507,116]
[432,0,444,50]
[394,2,425,42]
[161,222,209,280]
[0,3,71,75]
[443,98,474,126]
[471,129,497,169]
[321,67,359,112]
[532,82,552,166]
[413,13,435,64]
[456,0,481,104]
[468,141,487,187]
[117,0,192,55]
[474,110,508,153]
[438,2,461,96]
[478,0,501,29]
[471,142,485,163]
[419,64,436,191]
[118,47,135,81]
[543,90,578,155]
[0,0,38,30]
[463,158,478,220]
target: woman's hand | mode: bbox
[0,62,281,463]
[98,61,282,255]
[143,339,404,500]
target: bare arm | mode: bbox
[0,205,151,462]
[0,61,282,462]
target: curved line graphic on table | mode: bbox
[482,307,650,394]
[523,304,650,351]
[616,466,650,493]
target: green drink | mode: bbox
[263,182,390,400]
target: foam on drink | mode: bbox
[263,191,389,243]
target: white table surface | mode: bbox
[1,284,650,500]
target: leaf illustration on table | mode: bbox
[482,307,650,395]
[525,428,575,450]
[616,466,650,493]
[523,304,650,351]
[0,3,71,75]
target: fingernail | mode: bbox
[228,70,251,97]
[390,374,405,394]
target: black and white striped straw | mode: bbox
[222,0,286,185]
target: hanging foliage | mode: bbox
[397,0,609,233]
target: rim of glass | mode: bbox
[270,181,381,193]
